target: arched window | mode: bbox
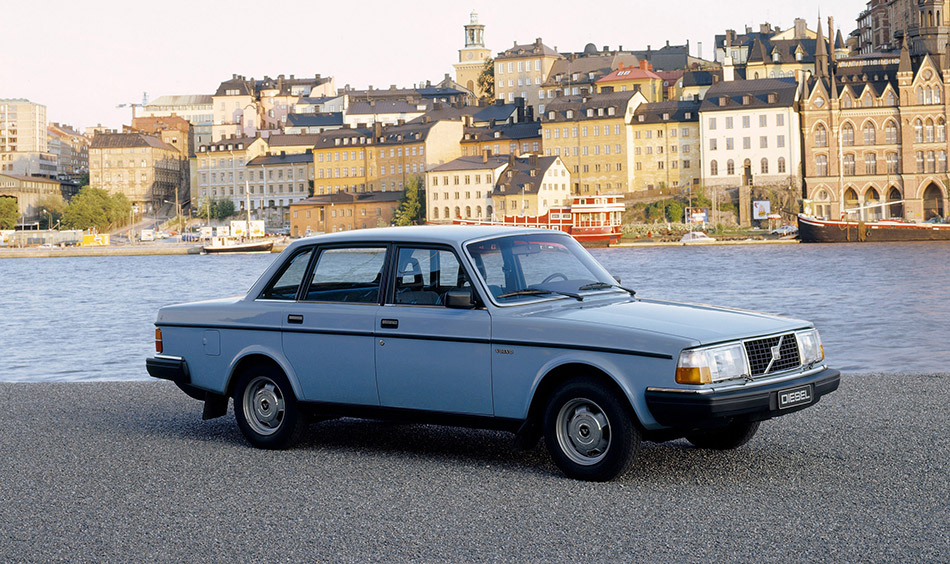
[916,151,925,172]
[444,206,450,219]
[927,150,936,172]
[938,118,947,142]
[918,87,925,105]
[864,93,872,107]
[885,120,899,144]
[710,160,718,176]
[778,157,786,173]
[842,123,855,146]
[863,121,876,145]
[844,188,859,213]
[454,206,461,218]
[465,206,472,218]
[816,154,828,176]
[926,86,934,105]
[433,207,440,219]
[842,94,852,108]
[887,152,900,173]
[915,119,924,143]
[476,206,482,218]
[726,159,735,175]
[935,87,942,104]
[814,188,832,218]
[926,118,935,142]
[886,91,897,105]
[865,153,877,175]
[866,187,882,220]
[940,151,948,172]
[815,123,828,147]
[761,158,769,174]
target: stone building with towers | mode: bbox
[800,14,949,222]
[454,11,492,99]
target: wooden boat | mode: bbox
[797,214,950,243]
[203,238,274,254]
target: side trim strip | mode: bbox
[156,322,673,360]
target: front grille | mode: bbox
[744,334,801,376]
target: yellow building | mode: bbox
[541,90,647,193]
[460,122,542,157]
[192,136,269,217]
[494,38,563,109]
[491,154,572,219]
[630,100,702,190]
[89,133,183,213]
[595,61,665,102]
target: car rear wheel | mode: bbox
[543,378,640,481]
[233,365,305,449]
[686,420,760,450]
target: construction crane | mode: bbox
[116,92,149,122]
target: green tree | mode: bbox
[61,187,131,231]
[392,176,425,226]
[665,201,684,223]
[308,180,315,197]
[215,198,236,220]
[0,197,18,229]
[477,57,494,102]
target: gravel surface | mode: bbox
[1,373,947,563]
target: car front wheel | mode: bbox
[233,365,306,449]
[543,378,640,481]
[685,420,760,450]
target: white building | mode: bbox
[699,77,802,190]
[426,154,509,222]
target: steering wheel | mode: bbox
[540,272,568,284]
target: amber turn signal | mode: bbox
[154,328,163,353]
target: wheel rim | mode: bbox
[243,376,286,436]
[555,397,611,466]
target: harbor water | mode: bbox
[1,241,948,382]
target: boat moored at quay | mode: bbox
[798,214,950,243]
[451,194,624,243]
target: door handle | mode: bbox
[380,318,398,329]
[288,314,304,324]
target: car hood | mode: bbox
[524,297,809,346]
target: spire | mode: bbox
[828,16,836,66]
[899,36,913,74]
[816,17,829,78]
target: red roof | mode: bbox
[596,62,662,84]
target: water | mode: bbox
[1,242,947,382]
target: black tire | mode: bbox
[686,420,760,450]
[543,378,640,481]
[233,364,306,449]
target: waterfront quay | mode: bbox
[0,374,946,563]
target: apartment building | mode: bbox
[425,154,509,222]
[245,152,314,224]
[541,90,647,193]
[89,133,183,212]
[494,38,563,110]
[630,100,702,190]
[491,154,572,219]
[595,61,665,101]
[211,74,335,141]
[289,191,402,236]
[47,123,89,176]
[460,122,542,157]
[1,98,56,175]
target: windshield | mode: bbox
[465,232,622,304]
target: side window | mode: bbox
[393,247,470,306]
[260,248,313,300]
[304,247,386,303]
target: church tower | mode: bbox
[454,11,492,99]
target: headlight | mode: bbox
[796,329,824,366]
[676,343,750,384]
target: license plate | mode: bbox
[778,385,813,409]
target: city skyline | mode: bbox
[3,0,862,131]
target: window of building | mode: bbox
[864,122,877,145]
[844,154,855,175]
[816,154,828,176]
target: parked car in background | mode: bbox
[771,224,799,236]
[147,226,839,481]
[680,231,716,244]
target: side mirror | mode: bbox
[614,276,622,284]
[444,289,476,309]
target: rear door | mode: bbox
[281,245,388,405]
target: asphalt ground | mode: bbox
[1,373,947,564]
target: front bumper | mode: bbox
[645,367,840,428]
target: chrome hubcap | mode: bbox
[243,376,285,436]
[556,398,610,466]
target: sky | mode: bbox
[2,0,865,132]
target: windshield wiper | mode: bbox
[578,282,637,296]
[496,288,583,301]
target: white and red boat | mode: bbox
[453,195,624,243]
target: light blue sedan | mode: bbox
[147,226,839,481]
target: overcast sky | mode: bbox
[3,0,864,132]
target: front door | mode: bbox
[374,246,493,415]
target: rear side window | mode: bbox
[260,248,313,300]
[305,247,387,303]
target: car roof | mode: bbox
[288,225,565,249]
